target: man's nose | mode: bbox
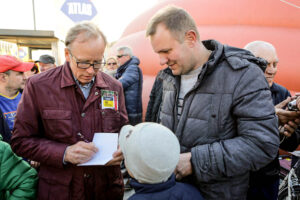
[159,56,168,66]
[86,65,96,74]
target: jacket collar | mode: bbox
[60,61,109,89]
[270,82,280,93]
[130,174,176,194]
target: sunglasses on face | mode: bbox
[117,54,127,58]
[107,62,117,66]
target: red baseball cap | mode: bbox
[0,55,34,73]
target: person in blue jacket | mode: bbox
[115,46,143,125]
[119,122,204,200]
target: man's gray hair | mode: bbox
[117,46,133,57]
[146,5,200,43]
[65,21,107,48]
[244,41,276,55]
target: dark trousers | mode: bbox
[247,178,279,200]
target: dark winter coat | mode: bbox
[160,40,279,199]
[115,56,143,124]
[145,67,171,122]
[129,174,204,200]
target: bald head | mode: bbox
[244,41,279,87]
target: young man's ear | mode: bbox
[185,30,197,47]
[0,73,8,82]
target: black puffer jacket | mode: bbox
[145,67,171,122]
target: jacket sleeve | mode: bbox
[118,65,140,90]
[0,141,37,200]
[118,83,129,126]
[0,108,11,144]
[145,74,163,122]
[191,65,279,182]
[11,79,69,168]
[280,126,300,152]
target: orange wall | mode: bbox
[110,0,300,118]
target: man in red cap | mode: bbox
[0,55,33,142]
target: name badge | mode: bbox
[101,90,118,110]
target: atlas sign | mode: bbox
[61,0,97,22]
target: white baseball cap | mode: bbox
[119,122,180,184]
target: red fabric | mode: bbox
[0,55,33,72]
[11,62,128,200]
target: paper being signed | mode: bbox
[78,133,118,166]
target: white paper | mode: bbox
[78,133,118,166]
[291,150,300,157]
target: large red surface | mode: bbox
[109,0,300,119]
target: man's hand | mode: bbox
[280,119,300,137]
[275,97,300,125]
[64,141,98,164]
[174,152,193,180]
[106,147,123,166]
[30,160,40,168]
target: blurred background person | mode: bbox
[0,55,33,137]
[103,56,118,77]
[245,41,290,104]
[245,40,300,200]
[24,60,39,80]
[115,46,143,125]
[35,54,56,72]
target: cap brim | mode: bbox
[12,62,34,72]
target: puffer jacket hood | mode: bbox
[203,40,268,75]
[116,56,140,78]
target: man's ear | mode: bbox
[185,30,197,47]
[65,48,71,62]
[0,73,7,82]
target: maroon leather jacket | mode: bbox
[11,62,128,200]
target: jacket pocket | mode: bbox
[96,109,121,133]
[38,166,72,200]
[42,110,72,141]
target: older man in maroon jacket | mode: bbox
[11,22,128,200]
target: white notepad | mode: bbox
[78,133,118,166]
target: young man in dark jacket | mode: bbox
[146,6,279,199]
[119,122,204,200]
[115,46,143,125]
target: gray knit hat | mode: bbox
[119,122,180,184]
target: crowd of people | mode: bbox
[0,5,300,200]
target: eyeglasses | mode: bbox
[68,50,105,69]
[107,62,117,66]
[117,54,127,58]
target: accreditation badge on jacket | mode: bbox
[101,90,118,110]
